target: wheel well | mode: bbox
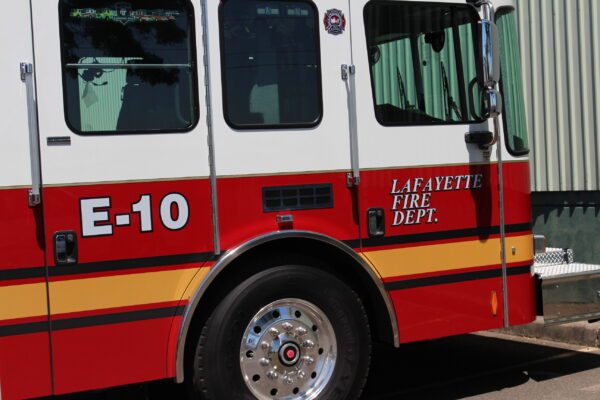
[183,237,395,380]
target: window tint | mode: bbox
[220,0,322,129]
[497,8,529,155]
[364,1,482,126]
[59,0,198,134]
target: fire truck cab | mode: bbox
[0,0,550,399]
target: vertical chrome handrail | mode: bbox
[20,62,42,207]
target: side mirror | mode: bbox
[479,19,500,87]
[472,0,502,118]
[482,87,502,118]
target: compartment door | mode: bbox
[30,0,213,394]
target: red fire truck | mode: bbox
[3,0,598,399]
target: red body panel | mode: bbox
[41,180,213,395]
[0,188,52,399]
[42,179,214,264]
[0,333,53,400]
[217,172,359,250]
[52,317,178,395]
[0,161,535,397]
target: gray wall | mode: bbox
[516,0,600,192]
[515,0,600,263]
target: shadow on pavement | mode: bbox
[47,333,600,400]
[363,333,600,399]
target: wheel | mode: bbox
[190,265,371,400]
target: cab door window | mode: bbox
[59,0,199,134]
[220,0,322,129]
[364,1,482,126]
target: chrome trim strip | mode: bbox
[66,63,191,69]
[175,230,400,383]
[495,117,510,328]
[199,0,220,256]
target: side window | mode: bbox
[497,8,529,155]
[364,1,482,126]
[220,0,322,129]
[59,1,199,135]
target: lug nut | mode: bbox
[302,356,314,365]
[282,322,293,332]
[260,357,270,366]
[295,327,307,336]
[267,370,278,380]
[302,340,315,349]
[269,327,279,337]
[283,375,294,385]
[261,341,271,351]
[297,370,306,379]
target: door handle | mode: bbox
[367,208,385,238]
[54,231,77,265]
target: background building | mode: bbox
[515,0,600,263]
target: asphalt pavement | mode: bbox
[50,331,600,400]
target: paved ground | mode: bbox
[52,331,600,400]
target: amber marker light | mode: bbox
[491,291,499,316]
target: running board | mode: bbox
[535,262,600,325]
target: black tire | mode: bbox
[190,265,371,400]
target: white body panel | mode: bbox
[30,0,211,186]
[207,0,353,177]
[0,1,35,188]
[349,0,522,170]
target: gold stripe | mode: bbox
[0,185,31,191]
[363,234,533,279]
[48,267,209,315]
[0,283,48,320]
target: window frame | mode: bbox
[496,6,530,156]
[58,0,200,136]
[363,0,486,128]
[218,0,323,131]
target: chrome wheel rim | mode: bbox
[240,298,337,400]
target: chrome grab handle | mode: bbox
[20,62,42,207]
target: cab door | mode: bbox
[30,0,213,394]
[349,0,525,342]
[0,2,52,399]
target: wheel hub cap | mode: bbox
[240,298,337,400]
[279,342,301,367]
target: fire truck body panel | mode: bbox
[1,1,53,399]
[0,0,538,398]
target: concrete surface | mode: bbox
[500,317,600,348]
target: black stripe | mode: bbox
[361,223,531,249]
[0,306,185,337]
[1,223,531,281]
[0,266,46,282]
[0,252,216,282]
[384,265,532,291]
[52,305,185,331]
[0,320,50,337]
[48,252,215,277]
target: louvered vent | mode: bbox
[263,184,333,212]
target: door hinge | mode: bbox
[347,172,360,188]
[20,63,32,82]
[28,190,41,207]
[341,64,356,81]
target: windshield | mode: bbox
[364,1,482,126]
